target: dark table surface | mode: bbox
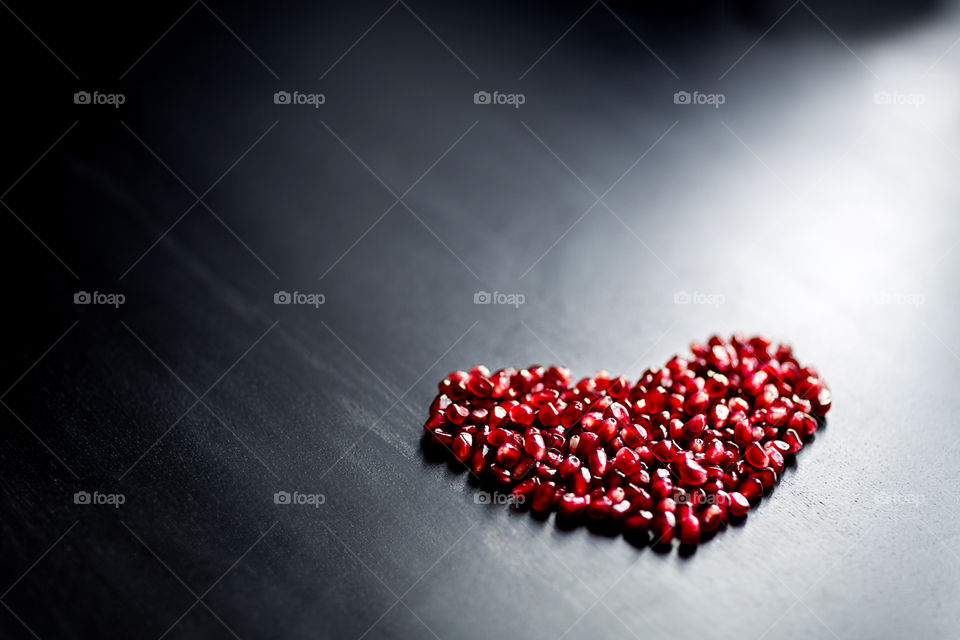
[2,1,959,638]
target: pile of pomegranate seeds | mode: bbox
[422,334,831,547]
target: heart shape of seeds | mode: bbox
[422,334,832,547]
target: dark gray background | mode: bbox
[1,1,958,638]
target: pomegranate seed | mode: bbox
[651,440,680,463]
[558,493,588,517]
[645,386,668,413]
[488,464,511,484]
[538,403,561,426]
[700,505,724,532]
[740,477,764,501]
[728,492,750,517]
[496,442,522,467]
[621,423,649,447]
[423,334,831,546]
[587,496,613,519]
[783,428,803,454]
[589,448,608,477]
[513,477,538,501]
[452,432,473,462]
[745,442,769,468]
[558,455,581,477]
[446,404,470,425]
[613,448,642,475]
[577,432,600,457]
[523,433,547,460]
[682,414,707,439]
[532,481,557,511]
[509,403,535,425]
[572,468,592,496]
[677,458,708,486]
[624,509,654,532]
[679,514,701,546]
[488,405,509,429]
[652,511,676,544]
[560,401,585,428]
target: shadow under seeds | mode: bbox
[419,418,829,553]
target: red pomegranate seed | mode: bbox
[652,511,676,544]
[467,373,493,397]
[509,403,535,425]
[538,403,561,426]
[558,455,581,477]
[523,433,547,460]
[572,468,592,496]
[445,403,470,425]
[613,447,642,475]
[623,509,654,532]
[488,464,512,484]
[744,442,769,468]
[452,432,473,462]
[783,428,803,454]
[560,401,585,428]
[558,492,588,517]
[645,386,668,413]
[577,432,600,457]
[621,423,649,447]
[682,414,707,439]
[587,496,613,519]
[677,458,708,486]
[532,481,557,511]
[651,440,680,463]
[589,448,608,477]
[513,477,538,501]
[679,514,701,545]
[488,405,509,429]
[728,492,750,517]
[754,467,778,488]
[496,442,522,467]
[423,334,831,547]
[740,477,764,502]
[700,505,724,532]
